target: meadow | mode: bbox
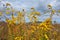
[0,3,60,40]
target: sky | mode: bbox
[0,0,60,23]
[0,0,60,11]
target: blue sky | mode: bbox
[1,0,60,11]
[0,0,60,23]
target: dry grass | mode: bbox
[0,21,60,40]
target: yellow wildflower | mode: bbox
[15,36,23,40]
[31,26,36,30]
[37,26,39,29]
[31,29,34,33]
[6,12,10,14]
[53,31,57,35]
[0,12,2,16]
[35,12,40,16]
[51,10,56,14]
[58,10,60,13]
[44,34,49,40]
